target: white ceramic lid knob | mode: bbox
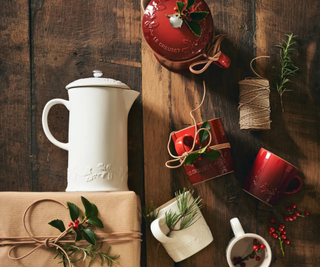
[93,70,103,78]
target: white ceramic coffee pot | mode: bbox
[42,70,140,192]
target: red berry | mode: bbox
[206,147,211,152]
[269,231,273,236]
[85,218,88,221]
[174,7,178,11]
[260,244,266,250]
[280,224,285,229]
[269,227,275,232]
[282,230,287,235]
[285,216,289,221]
[195,140,200,145]
[253,239,257,245]
[256,256,261,261]
[279,227,284,232]
[292,204,297,209]
[240,263,246,267]
[68,222,73,227]
[286,207,291,212]
[285,239,290,245]
[233,257,238,263]
[281,234,287,240]
[250,255,255,259]
[253,245,259,251]
[74,219,79,224]
[270,218,276,223]
[272,233,278,239]
[292,214,297,220]
[198,155,203,161]
[304,210,310,216]
[289,216,294,221]
[294,210,299,215]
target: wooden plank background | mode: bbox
[1,0,319,266]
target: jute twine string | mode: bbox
[238,56,271,130]
[189,34,229,74]
[0,198,142,267]
[165,81,230,168]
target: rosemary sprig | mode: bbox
[273,33,299,112]
[55,243,120,267]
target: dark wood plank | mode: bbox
[0,0,31,191]
[255,0,320,265]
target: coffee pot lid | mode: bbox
[66,70,130,90]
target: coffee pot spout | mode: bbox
[124,90,140,113]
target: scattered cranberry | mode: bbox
[270,218,276,223]
[304,210,309,216]
[256,256,261,261]
[285,239,290,245]
[292,204,297,209]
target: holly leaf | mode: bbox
[199,121,211,145]
[87,216,104,228]
[75,230,82,242]
[48,219,66,232]
[203,149,221,161]
[185,19,202,36]
[176,1,185,13]
[67,202,79,222]
[81,196,93,218]
[186,0,194,10]
[190,11,209,21]
[82,228,96,245]
[91,203,98,217]
[198,145,209,154]
[185,153,200,165]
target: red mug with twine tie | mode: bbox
[165,82,234,184]
[141,0,231,73]
[243,148,303,207]
[0,198,142,267]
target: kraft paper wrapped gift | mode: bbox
[0,191,141,267]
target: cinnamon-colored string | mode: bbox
[238,56,271,130]
[189,34,229,74]
[165,81,230,168]
[0,198,142,266]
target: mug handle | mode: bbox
[42,99,69,151]
[150,218,176,244]
[284,175,303,194]
[230,218,245,238]
[174,134,194,156]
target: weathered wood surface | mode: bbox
[0,0,320,266]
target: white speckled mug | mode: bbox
[150,193,213,262]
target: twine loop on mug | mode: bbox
[1,199,142,267]
[189,34,229,74]
[238,56,271,130]
[165,81,230,168]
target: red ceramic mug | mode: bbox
[171,118,234,185]
[243,148,303,207]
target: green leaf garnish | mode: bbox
[190,11,209,21]
[81,196,93,218]
[185,153,200,165]
[75,230,83,242]
[67,202,79,222]
[87,216,104,228]
[199,121,211,145]
[198,145,209,154]
[48,219,66,232]
[82,228,96,245]
[90,203,99,217]
[176,1,185,13]
[203,149,221,161]
[186,0,195,10]
[185,19,202,36]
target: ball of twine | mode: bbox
[238,57,271,130]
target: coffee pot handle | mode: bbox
[150,218,176,244]
[42,99,69,151]
[230,217,245,238]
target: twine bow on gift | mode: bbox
[189,34,230,74]
[0,198,142,267]
[165,81,231,168]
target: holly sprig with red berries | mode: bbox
[166,0,209,36]
[233,239,266,266]
[48,197,119,267]
[184,121,221,165]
